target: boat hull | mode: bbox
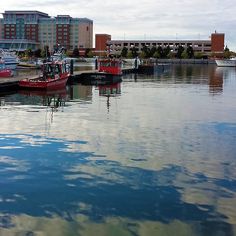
[0,69,13,77]
[215,59,236,67]
[78,72,122,85]
[19,75,69,90]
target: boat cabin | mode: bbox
[42,61,70,79]
[98,59,122,75]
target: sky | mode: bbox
[1,0,236,51]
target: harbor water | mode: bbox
[0,64,236,236]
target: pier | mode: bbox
[0,66,136,91]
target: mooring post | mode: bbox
[95,57,98,70]
[70,59,74,75]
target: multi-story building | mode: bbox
[0,10,93,52]
[106,32,225,56]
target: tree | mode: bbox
[176,45,184,58]
[150,46,157,57]
[127,51,133,59]
[223,45,231,58]
[157,46,163,58]
[87,50,94,58]
[163,45,171,58]
[130,47,138,58]
[84,48,94,57]
[72,47,80,57]
[141,45,151,58]
[181,49,188,59]
[139,50,146,59]
[26,48,34,58]
[153,51,161,58]
[186,46,194,58]
[34,49,41,58]
[194,52,203,59]
[121,47,128,58]
[41,46,50,58]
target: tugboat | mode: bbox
[98,58,122,75]
[19,60,70,90]
[78,58,122,85]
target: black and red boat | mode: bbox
[78,58,122,85]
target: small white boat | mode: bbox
[215,57,236,67]
[18,59,43,69]
[0,49,19,69]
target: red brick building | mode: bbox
[95,34,111,55]
[211,32,225,54]
[100,32,225,57]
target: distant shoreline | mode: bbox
[143,58,216,64]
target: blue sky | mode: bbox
[1,0,236,50]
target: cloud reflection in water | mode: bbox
[0,134,235,235]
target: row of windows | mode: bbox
[110,42,212,48]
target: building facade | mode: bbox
[95,34,111,54]
[0,10,93,52]
[106,32,225,56]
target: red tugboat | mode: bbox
[0,60,13,78]
[79,58,122,85]
[98,59,122,75]
[19,60,70,89]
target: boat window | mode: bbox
[55,64,61,74]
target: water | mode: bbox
[0,65,236,236]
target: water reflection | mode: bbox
[124,65,225,95]
[69,84,92,101]
[0,134,235,236]
[0,65,236,235]
[18,88,68,108]
[209,67,223,94]
[98,83,121,112]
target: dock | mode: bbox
[0,66,136,91]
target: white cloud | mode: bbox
[0,0,236,50]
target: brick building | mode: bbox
[0,10,93,52]
[101,32,225,57]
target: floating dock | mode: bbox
[0,67,136,91]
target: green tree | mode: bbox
[186,46,194,58]
[167,51,175,59]
[153,51,161,58]
[163,46,171,58]
[41,46,50,58]
[176,45,184,58]
[26,48,33,58]
[150,46,157,57]
[139,50,146,59]
[72,47,80,57]
[87,50,94,58]
[194,52,203,59]
[83,48,94,58]
[181,49,188,59]
[121,47,128,58]
[34,49,41,58]
[157,46,163,58]
[127,51,133,59]
[223,45,231,58]
[141,45,151,58]
[131,47,138,58]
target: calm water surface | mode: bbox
[0,65,236,236]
